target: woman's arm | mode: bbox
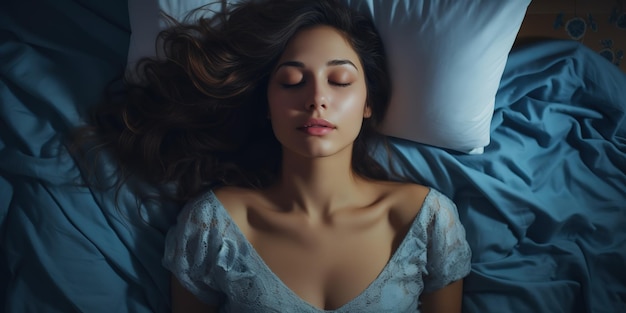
[171,275,218,313]
[420,279,464,313]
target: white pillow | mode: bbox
[126,0,530,154]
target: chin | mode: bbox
[291,144,353,160]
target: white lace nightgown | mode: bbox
[163,188,472,312]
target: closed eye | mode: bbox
[280,81,352,88]
[281,81,305,88]
[332,82,352,87]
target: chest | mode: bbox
[247,217,405,310]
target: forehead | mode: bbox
[278,25,361,67]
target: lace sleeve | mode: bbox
[422,191,472,293]
[162,192,223,305]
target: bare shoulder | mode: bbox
[212,186,255,210]
[212,186,263,233]
[375,181,431,223]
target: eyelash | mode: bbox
[281,81,352,88]
[281,82,304,88]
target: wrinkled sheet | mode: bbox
[385,41,626,313]
[1,1,177,312]
[1,0,625,312]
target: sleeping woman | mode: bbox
[87,0,472,312]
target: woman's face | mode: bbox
[267,25,370,159]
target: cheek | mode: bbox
[339,85,368,117]
[267,86,286,116]
[267,87,297,128]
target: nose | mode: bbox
[305,80,328,111]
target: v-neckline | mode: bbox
[209,188,433,312]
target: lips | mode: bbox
[297,118,336,136]
[300,118,336,129]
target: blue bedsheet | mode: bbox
[385,41,626,313]
[1,0,625,312]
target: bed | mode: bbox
[1,0,625,312]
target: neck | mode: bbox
[271,147,364,219]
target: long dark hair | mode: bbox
[78,0,394,203]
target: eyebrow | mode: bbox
[275,59,358,71]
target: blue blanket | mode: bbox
[1,0,625,312]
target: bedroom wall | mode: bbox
[517,0,626,73]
